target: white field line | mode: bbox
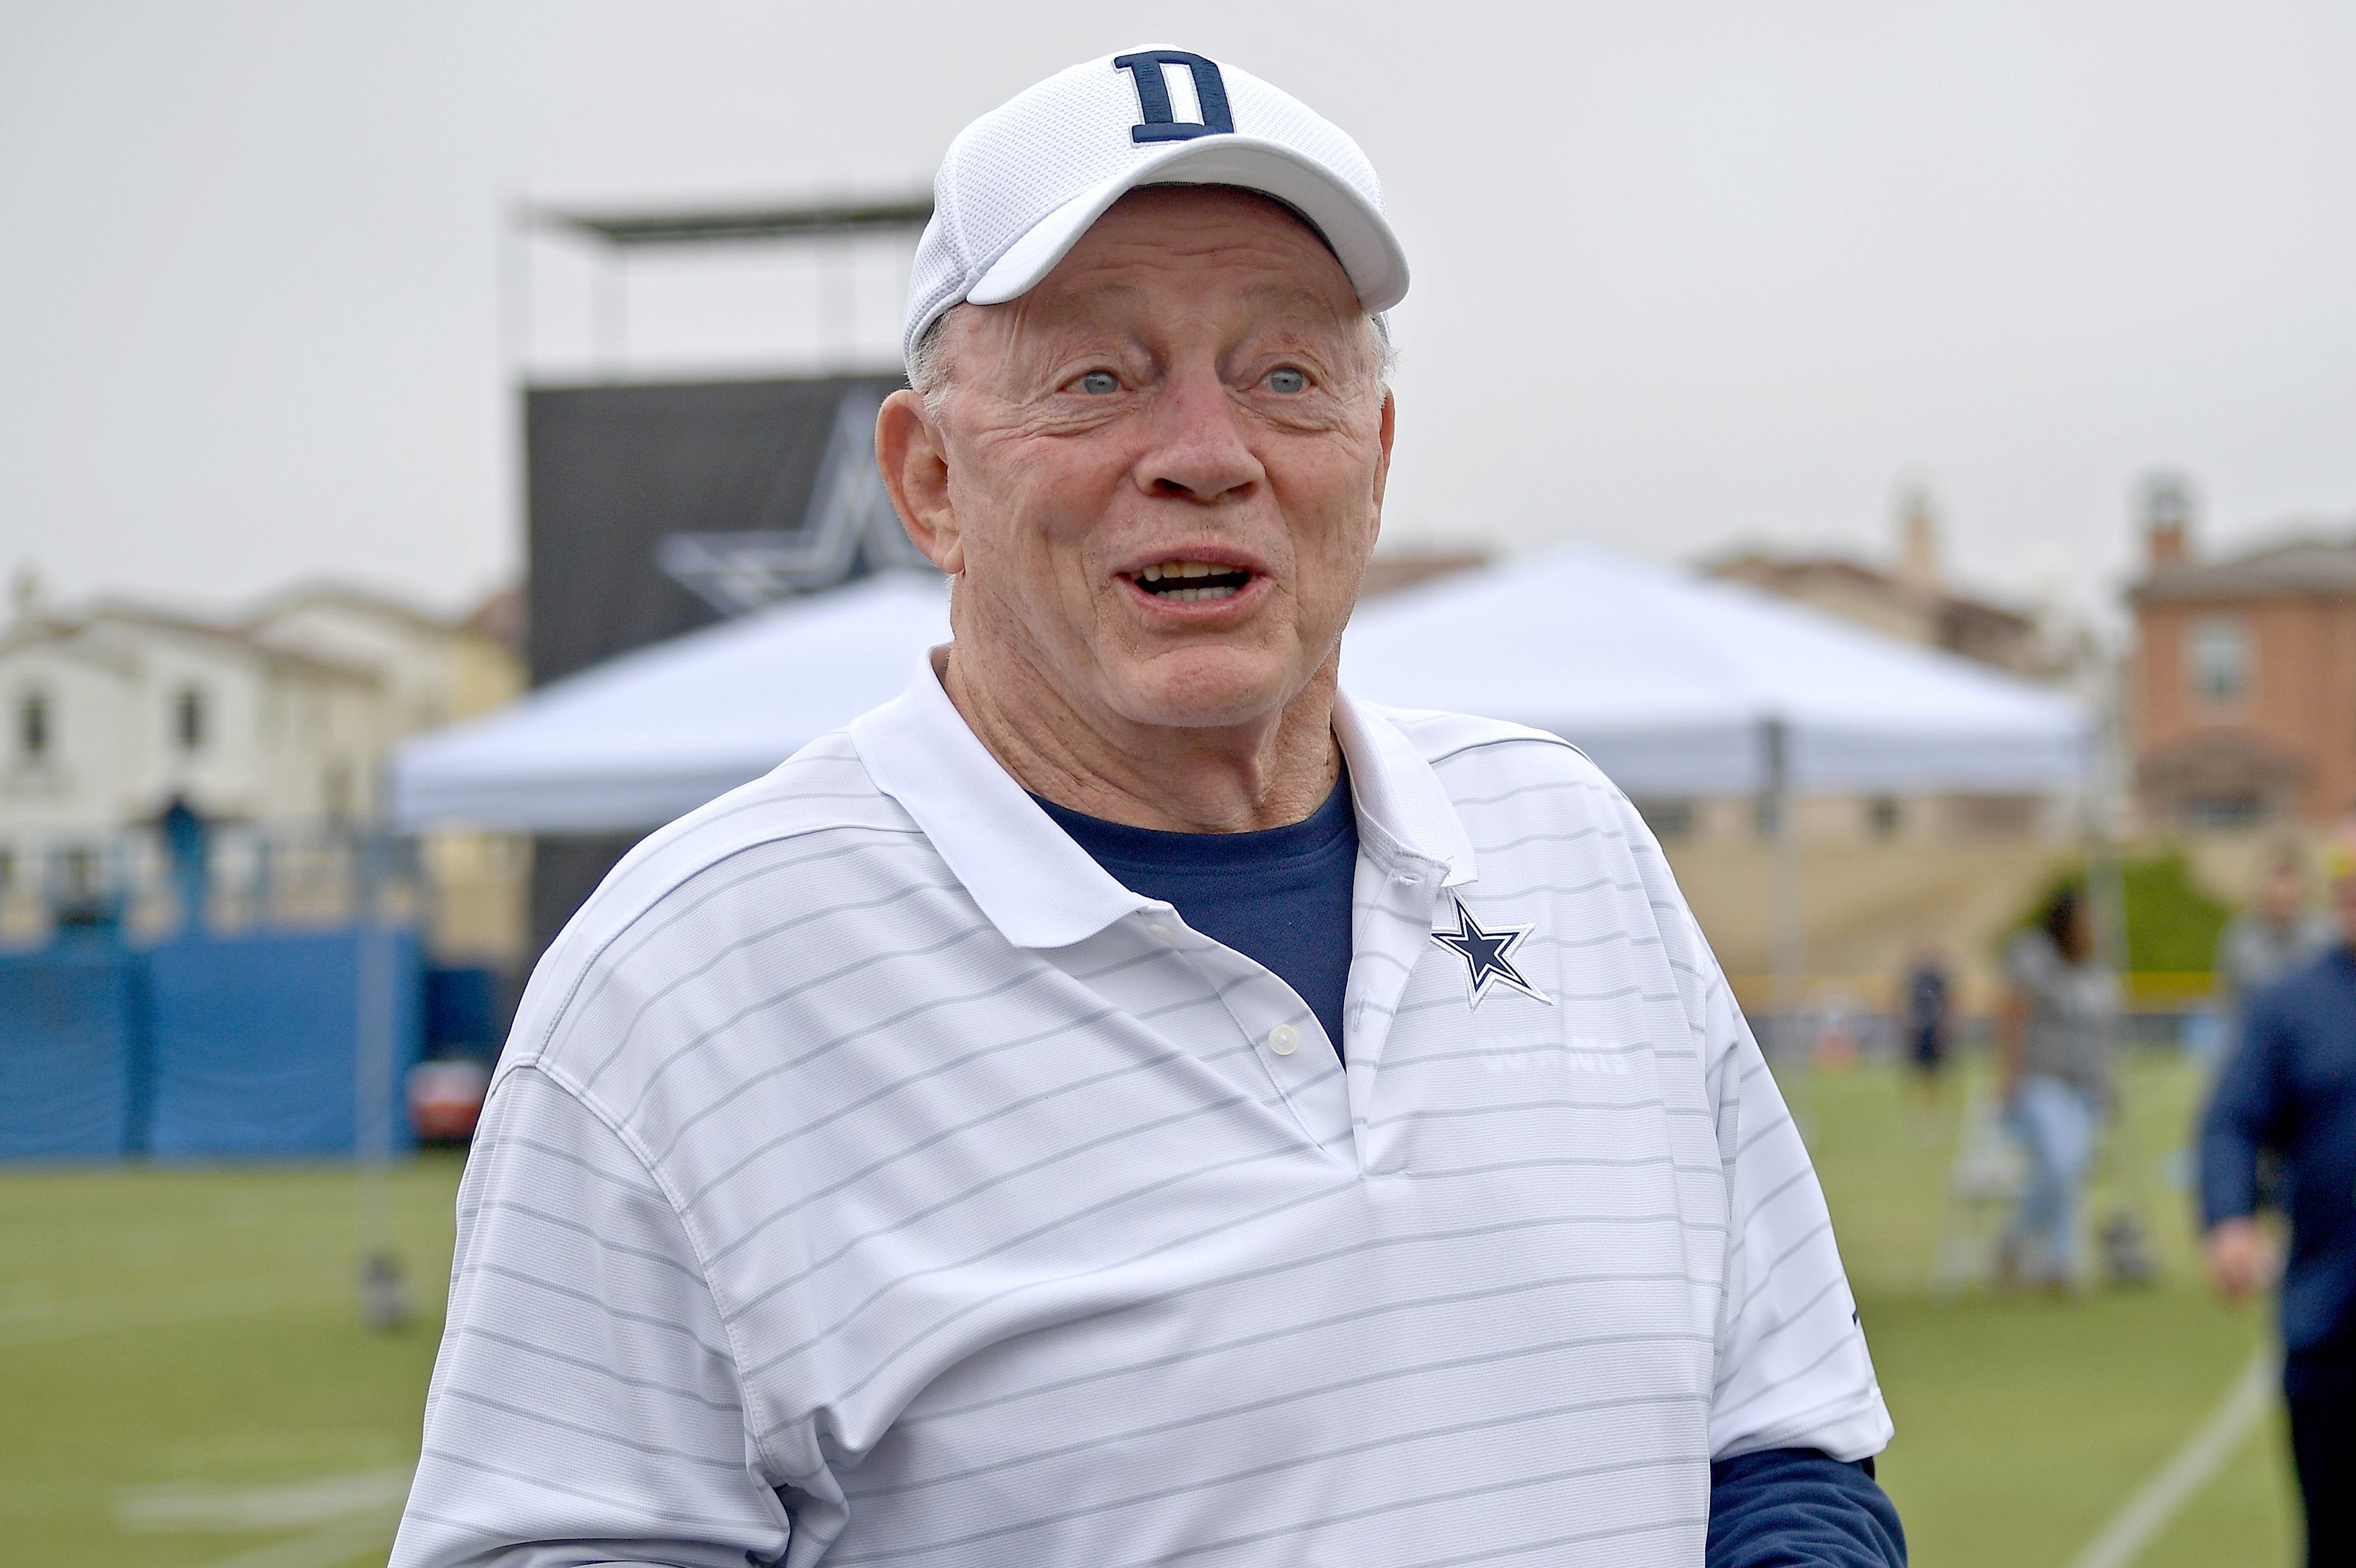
[0,1279,340,1350]
[114,1466,413,1568]
[188,1515,396,1568]
[116,1465,415,1533]
[2066,1345,2276,1568]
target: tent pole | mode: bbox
[1763,717,1812,1136]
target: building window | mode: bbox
[2184,795,2266,830]
[18,691,48,759]
[1634,798,1695,840]
[2188,617,2250,708]
[175,687,205,752]
[1866,796,1902,838]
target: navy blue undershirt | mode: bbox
[1030,765,1358,1059]
[1035,764,1903,1566]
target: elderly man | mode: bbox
[395,50,1900,1568]
[2203,817,2356,1566]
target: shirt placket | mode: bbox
[1132,904,1354,1160]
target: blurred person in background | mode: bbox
[1898,941,1953,1113]
[2201,815,2356,1567]
[2213,845,2336,1053]
[1997,884,2117,1291]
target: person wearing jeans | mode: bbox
[1998,884,2115,1289]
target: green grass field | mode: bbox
[0,1056,2301,1567]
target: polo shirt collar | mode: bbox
[849,650,1479,951]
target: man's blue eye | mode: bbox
[1267,368,1308,393]
[1078,371,1119,395]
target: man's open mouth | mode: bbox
[1129,560,1254,603]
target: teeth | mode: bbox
[1139,560,1228,582]
[1153,584,1241,602]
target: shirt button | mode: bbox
[1268,1024,1299,1056]
[1147,921,1175,940]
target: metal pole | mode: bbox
[354,827,409,1332]
[829,233,857,371]
[1763,717,1812,1135]
[2086,665,2156,1283]
[499,194,532,374]
[594,252,627,374]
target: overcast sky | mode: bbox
[4,1,2352,633]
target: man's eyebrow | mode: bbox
[1031,274,1354,326]
[1233,281,1360,331]
[1025,280,1147,321]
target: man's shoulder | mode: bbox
[503,729,940,1066]
[1362,702,1626,806]
[595,728,920,899]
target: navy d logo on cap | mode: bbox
[1113,51,1234,143]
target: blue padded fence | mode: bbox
[0,944,149,1158]
[147,930,423,1159]
[0,928,424,1161]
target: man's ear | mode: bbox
[1370,387,1396,510]
[876,389,963,574]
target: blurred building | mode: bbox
[2127,480,2356,829]
[0,579,524,956]
[0,600,384,833]
[1704,488,2070,681]
[1676,493,2092,1009]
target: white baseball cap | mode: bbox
[903,47,1409,367]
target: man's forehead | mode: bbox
[1019,271,1358,331]
[1002,190,1360,328]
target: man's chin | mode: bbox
[1097,650,1304,733]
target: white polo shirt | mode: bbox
[394,653,1891,1568]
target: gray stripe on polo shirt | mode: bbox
[416,1449,743,1533]
[722,1078,1273,1285]
[749,1153,1358,1387]
[1066,1458,1693,1568]
[465,1262,736,1362]
[837,1393,1703,1562]
[1438,777,1614,809]
[637,941,1091,1164]
[451,1325,745,1413]
[437,1386,748,1470]
[558,829,940,1062]
[899,1282,1712,1430]
[1396,1513,1703,1568]
[1471,826,1629,854]
[854,1343,1706,1502]
[619,918,1008,1125]
[574,873,974,1078]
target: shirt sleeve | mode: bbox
[390,1065,798,1568]
[2199,986,2288,1228]
[1707,1449,1906,1567]
[1700,957,1895,1463]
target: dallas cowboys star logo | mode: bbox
[1430,896,1552,1009]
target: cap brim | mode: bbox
[966,135,1408,314]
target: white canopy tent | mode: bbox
[1340,544,2088,798]
[390,547,2088,833]
[391,572,951,832]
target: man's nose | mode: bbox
[1134,365,1262,504]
